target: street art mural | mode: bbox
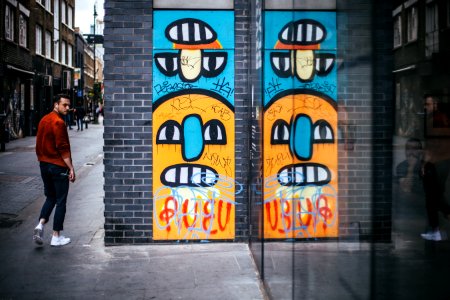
[152,11,236,240]
[263,11,338,239]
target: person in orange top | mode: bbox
[33,94,76,247]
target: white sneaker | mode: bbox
[50,235,71,247]
[420,231,442,241]
[33,227,44,245]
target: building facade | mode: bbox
[103,0,393,245]
[1,0,76,140]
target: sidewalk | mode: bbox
[2,121,450,299]
[0,123,266,300]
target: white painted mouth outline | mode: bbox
[277,163,331,186]
[161,164,218,187]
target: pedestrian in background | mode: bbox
[420,140,450,241]
[64,107,73,130]
[33,94,76,247]
[75,104,85,131]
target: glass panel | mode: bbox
[45,31,52,58]
[19,14,27,47]
[36,26,42,55]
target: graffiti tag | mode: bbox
[155,81,198,95]
[265,77,283,98]
[203,152,233,177]
[211,77,234,98]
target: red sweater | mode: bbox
[36,111,72,168]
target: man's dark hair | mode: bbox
[53,94,71,103]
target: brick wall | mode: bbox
[336,0,393,241]
[103,0,253,243]
[103,0,153,244]
[103,0,393,244]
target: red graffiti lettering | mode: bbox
[278,200,291,234]
[297,198,313,226]
[202,202,217,234]
[218,200,232,231]
[265,201,278,231]
[159,197,177,232]
[317,195,333,230]
[182,200,199,229]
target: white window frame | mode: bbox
[406,6,418,42]
[36,25,43,55]
[19,14,27,47]
[45,31,52,58]
[5,5,15,41]
[37,0,50,11]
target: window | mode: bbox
[54,39,60,62]
[36,25,43,55]
[68,6,73,28]
[394,14,402,48]
[54,0,59,61]
[19,14,27,47]
[406,7,418,42]
[68,44,73,67]
[45,31,52,58]
[61,1,66,24]
[425,3,439,57]
[54,0,59,30]
[5,5,14,41]
[61,40,66,65]
[38,0,52,11]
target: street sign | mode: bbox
[84,34,104,44]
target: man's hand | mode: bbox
[69,168,76,183]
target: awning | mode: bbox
[392,65,416,73]
[6,64,35,75]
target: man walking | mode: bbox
[33,94,76,247]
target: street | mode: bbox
[0,123,265,300]
[2,122,450,299]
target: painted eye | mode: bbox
[270,52,291,77]
[157,120,181,144]
[313,120,334,143]
[202,52,227,77]
[279,19,326,45]
[204,120,227,145]
[154,52,179,77]
[315,53,335,76]
[271,120,290,144]
[165,18,217,45]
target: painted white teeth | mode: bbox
[318,167,328,181]
[294,167,304,183]
[306,166,315,183]
[166,168,176,183]
[205,169,215,184]
[192,167,201,183]
[279,169,289,184]
[180,167,189,183]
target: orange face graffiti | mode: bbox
[152,91,235,240]
[263,91,338,238]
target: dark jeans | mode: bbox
[422,162,450,230]
[76,118,84,131]
[39,162,70,231]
